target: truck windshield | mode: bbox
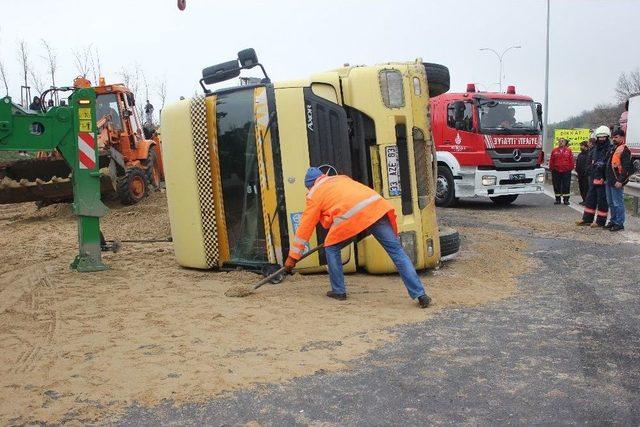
[478,100,538,134]
[216,88,268,264]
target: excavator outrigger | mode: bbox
[0,87,108,271]
[0,77,163,206]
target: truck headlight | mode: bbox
[536,173,545,183]
[481,175,497,186]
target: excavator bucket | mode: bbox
[0,154,113,205]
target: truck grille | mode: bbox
[487,148,540,170]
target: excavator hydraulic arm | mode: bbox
[0,88,109,272]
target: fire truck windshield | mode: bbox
[478,100,539,134]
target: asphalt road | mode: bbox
[116,194,640,426]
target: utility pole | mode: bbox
[542,0,551,161]
[479,45,521,92]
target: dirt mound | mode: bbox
[0,193,535,424]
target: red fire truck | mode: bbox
[431,84,546,206]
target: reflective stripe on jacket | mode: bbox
[288,175,398,260]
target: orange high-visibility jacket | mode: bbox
[288,175,398,260]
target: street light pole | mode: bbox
[543,0,551,161]
[479,45,522,92]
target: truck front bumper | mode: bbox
[455,167,546,198]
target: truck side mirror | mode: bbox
[238,48,259,69]
[202,60,241,85]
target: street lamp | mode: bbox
[479,45,522,92]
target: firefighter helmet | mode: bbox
[594,125,611,138]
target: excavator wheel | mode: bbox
[117,167,149,205]
[145,148,162,189]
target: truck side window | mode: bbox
[447,102,473,131]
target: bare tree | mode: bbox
[29,69,45,95]
[41,40,57,88]
[615,69,640,102]
[156,79,167,110]
[0,59,8,96]
[17,40,30,105]
[88,45,102,84]
[72,45,91,80]
[119,64,144,118]
[0,32,9,95]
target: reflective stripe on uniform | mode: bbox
[583,207,596,214]
[306,175,335,199]
[293,236,308,246]
[333,194,382,226]
[291,246,303,254]
[596,210,608,217]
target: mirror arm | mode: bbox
[199,78,212,94]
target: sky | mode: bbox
[0,0,638,122]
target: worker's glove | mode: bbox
[284,256,297,273]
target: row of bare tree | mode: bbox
[0,34,167,124]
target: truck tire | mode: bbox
[423,63,450,97]
[435,165,456,207]
[490,194,518,206]
[117,167,148,205]
[439,226,460,258]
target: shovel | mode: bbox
[252,244,324,291]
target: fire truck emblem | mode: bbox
[512,149,522,162]
[455,132,462,145]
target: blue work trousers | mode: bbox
[605,182,626,226]
[324,216,426,299]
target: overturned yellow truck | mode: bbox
[160,49,458,275]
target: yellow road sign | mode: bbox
[554,128,590,153]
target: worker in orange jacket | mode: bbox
[284,167,431,308]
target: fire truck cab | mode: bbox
[430,84,546,206]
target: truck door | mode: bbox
[441,101,474,149]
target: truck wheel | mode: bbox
[490,194,519,206]
[435,165,455,207]
[117,167,148,205]
[145,148,162,189]
[439,226,460,258]
[423,63,450,97]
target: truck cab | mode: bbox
[161,50,450,275]
[430,84,546,206]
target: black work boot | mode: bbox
[604,222,614,229]
[563,197,570,205]
[554,197,561,205]
[417,295,431,309]
[610,224,625,232]
[326,291,347,301]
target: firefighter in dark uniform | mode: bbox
[576,126,613,227]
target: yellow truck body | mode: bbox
[161,59,441,274]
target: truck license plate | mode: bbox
[510,173,525,180]
[385,146,402,197]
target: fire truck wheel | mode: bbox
[117,167,149,205]
[145,148,161,189]
[423,63,450,97]
[435,165,455,207]
[490,194,519,206]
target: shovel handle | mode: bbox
[252,244,324,290]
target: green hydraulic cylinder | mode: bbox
[0,88,109,272]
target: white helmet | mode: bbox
[594,125,611,138]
